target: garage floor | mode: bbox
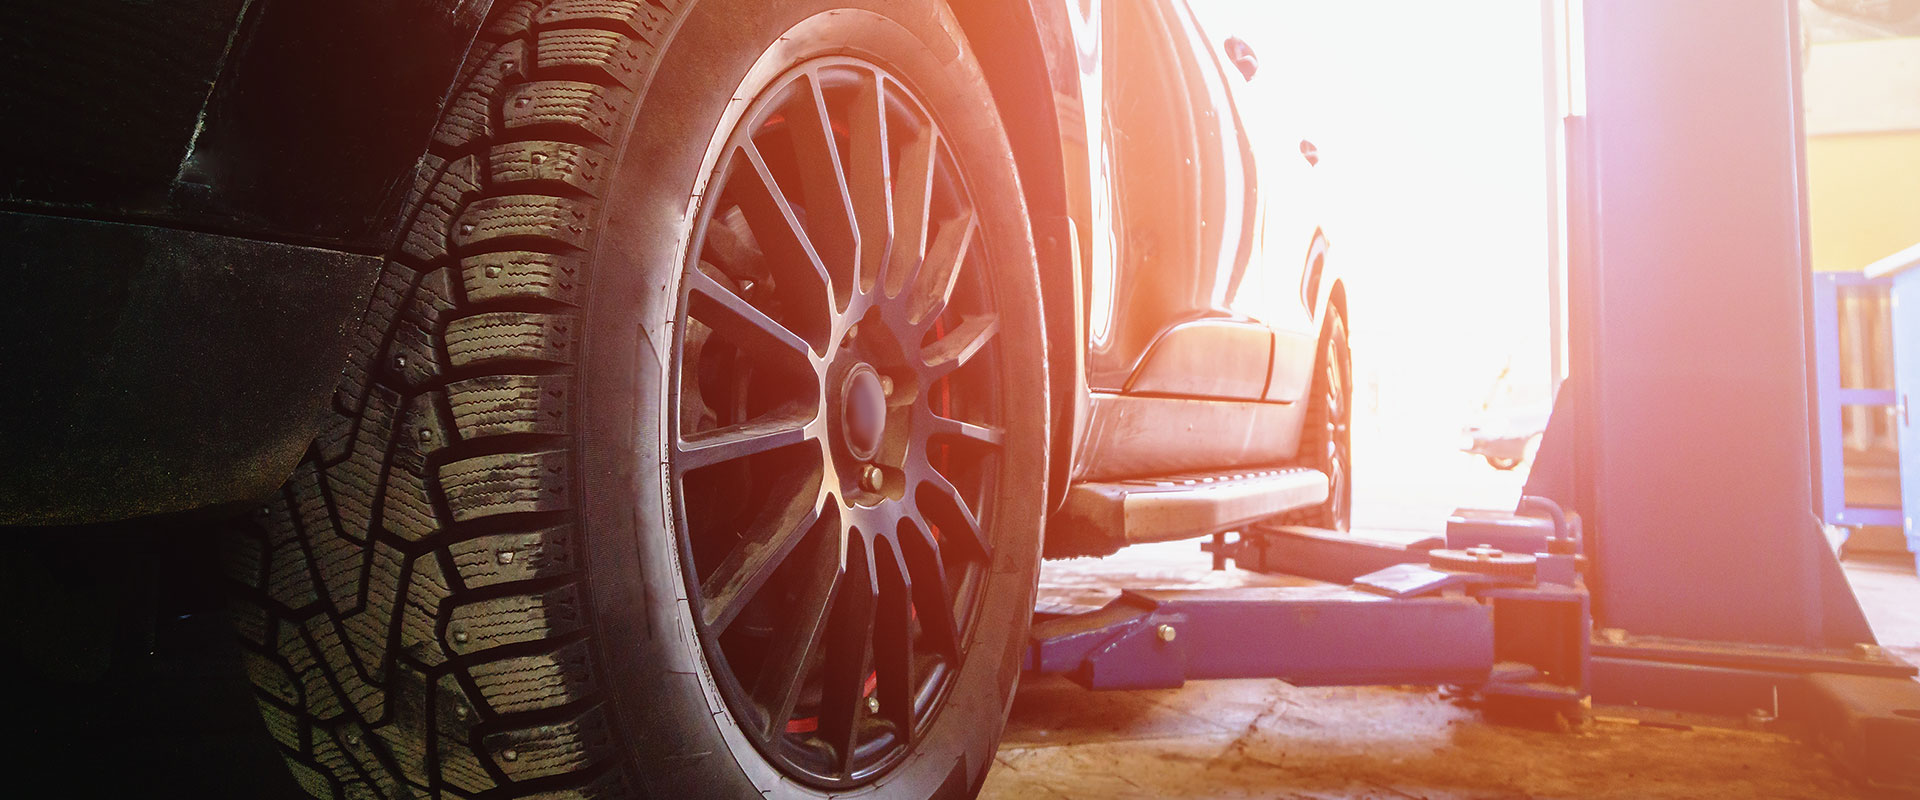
[979,438,1919,800]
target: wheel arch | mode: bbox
[946,0,1089,511]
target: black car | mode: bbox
[1,0,1346,797]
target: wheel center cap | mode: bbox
[839,364,887,462]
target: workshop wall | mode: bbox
[1806,36,1920,271]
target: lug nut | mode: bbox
[861,464,884,492]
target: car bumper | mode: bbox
[1461,432,1532,461]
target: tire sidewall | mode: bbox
[576,2,1047,797]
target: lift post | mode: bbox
[1553,3,1920,785]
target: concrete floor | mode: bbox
[985,679,1860,800]
[980,438,1920,799]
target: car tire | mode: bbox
[223,2,1048,798]
[1276,306,1351,531]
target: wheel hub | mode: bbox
[838,363,888,462]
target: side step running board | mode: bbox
[1045,467,1329,558]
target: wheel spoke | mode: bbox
[884,127,939,297]
[925,412,1003,448]
[751,520,842,738]
[674,403,815,473]
[848,72,893,292]
[687,268,815,365]
[873,540,916,739]
[790,74,858,307]
[817,541,877,772]
[916,472,990,563]
[921,313,999,379]
[906,211,976,325]
[699,471,826,632]
[899,519,961,661]
[729,142,835,328]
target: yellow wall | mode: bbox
[1809,131,1920,272]
[1805,36,1920,272]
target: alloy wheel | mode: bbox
[669,58,1005,787]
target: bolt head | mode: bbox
[866,696,880,714]
[861,464,884,492]
[880,375,895,396]
[1156,624,1177,643]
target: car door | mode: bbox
[1088,0,1323,405]
[1182,0,1329,404]
[1085,0,1265,398]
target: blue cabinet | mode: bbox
[1864,242,1920,572]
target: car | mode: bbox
[0,0,1345,797]
[1461,362,1550,470]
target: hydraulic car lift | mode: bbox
[1029,502,1588,713]
[1024,0,1920,792]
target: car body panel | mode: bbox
[1075,393,1305,482]
[0,0,488,524]
[1125,318,1273,400]
[0,0,1338,523]
[1050,0,1338,481]
[0,0,491,250]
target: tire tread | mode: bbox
[225,2,667,796]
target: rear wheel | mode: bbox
[1278,307,1351,531]
[224,2,1048,798]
